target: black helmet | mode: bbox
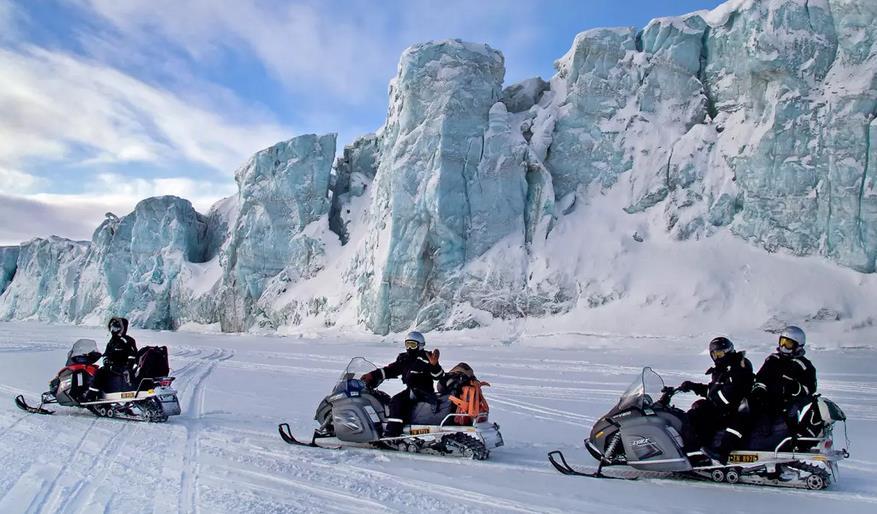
[108,317,127,336]
[709,337,734,362]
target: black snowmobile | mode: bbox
[278,357,504,459]
[15,339,181,423]
[548,367,848,490]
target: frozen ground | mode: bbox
[0,321,875,513]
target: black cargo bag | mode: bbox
[135,346,170,382]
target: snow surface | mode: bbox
[1,321,875,513]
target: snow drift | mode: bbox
[2,0,876,337]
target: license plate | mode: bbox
[729,454,758,463]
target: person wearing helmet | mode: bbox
[678,336,754,464]
[750,326,816,421]
[88,317,138,398]
[360,331,443,438]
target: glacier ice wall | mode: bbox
[0,237,88,321]
[219,133,336,331]
[354,40,516,333]
[1,0,876,335]
[0,246,18,295]
[330,133,381,244]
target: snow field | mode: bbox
[0,322,876,513]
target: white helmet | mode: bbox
[778,326,806,356]
[404,331,426,351]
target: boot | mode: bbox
[384,418,404,438]
[703,427,743,465]
[83,387,102,403]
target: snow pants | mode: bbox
[386,389,416,437]
[685,399,746,452]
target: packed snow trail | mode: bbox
[0,322,876,513]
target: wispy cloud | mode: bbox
[0,174,236,245]
[0,166,45,194]
[0,45,292,177]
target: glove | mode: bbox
[428,349,440,366]
[680,381,707,395]
[678,380,696,393]
[360,372,375,387]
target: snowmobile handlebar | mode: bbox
[657,386,678,406]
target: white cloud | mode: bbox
[0,166,45,194]
[0,175,236,246]
[83,0,394,102]
[82,0,546,104]
[0,45,293,176]
[87,173,236,210]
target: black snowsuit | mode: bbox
[751,353,817,415]
[376,349,444,437]
[103,333,138,371]
[749,352,817,438]
[94,319,138,393]
[683,351,754,452]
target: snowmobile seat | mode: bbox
[95,367,134,393]
[410,394,455,425]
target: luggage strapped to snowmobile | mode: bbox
[449,379,490,425]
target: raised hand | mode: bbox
[428,348,440,366]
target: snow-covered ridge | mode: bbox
[1,0,876,337]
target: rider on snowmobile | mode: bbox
[678,336,754,464]
[87,317,138,399]
[749,326,816,430]
[360,331,443,438]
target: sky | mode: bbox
[0,0,726,245]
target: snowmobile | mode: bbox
[548,367,849,490]
[14,339,181,423]
[278,357,504,459]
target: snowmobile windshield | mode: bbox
[615,367,665,411]
[338,357,379,381]
[332,357,379,397]
[69,339,99,358]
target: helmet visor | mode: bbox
[709,349,727,361]
[404,339,422,350]
[779,336,798,351]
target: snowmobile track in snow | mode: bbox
[177,347,234,514]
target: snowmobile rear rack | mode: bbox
[14,395,54,415]
[547,450,637,480]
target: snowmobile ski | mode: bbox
[14,395,54,415]
[278,424,341,449]
[548,451,637,480]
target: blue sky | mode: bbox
[0,0,725,244]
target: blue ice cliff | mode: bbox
[1,0,875,335]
